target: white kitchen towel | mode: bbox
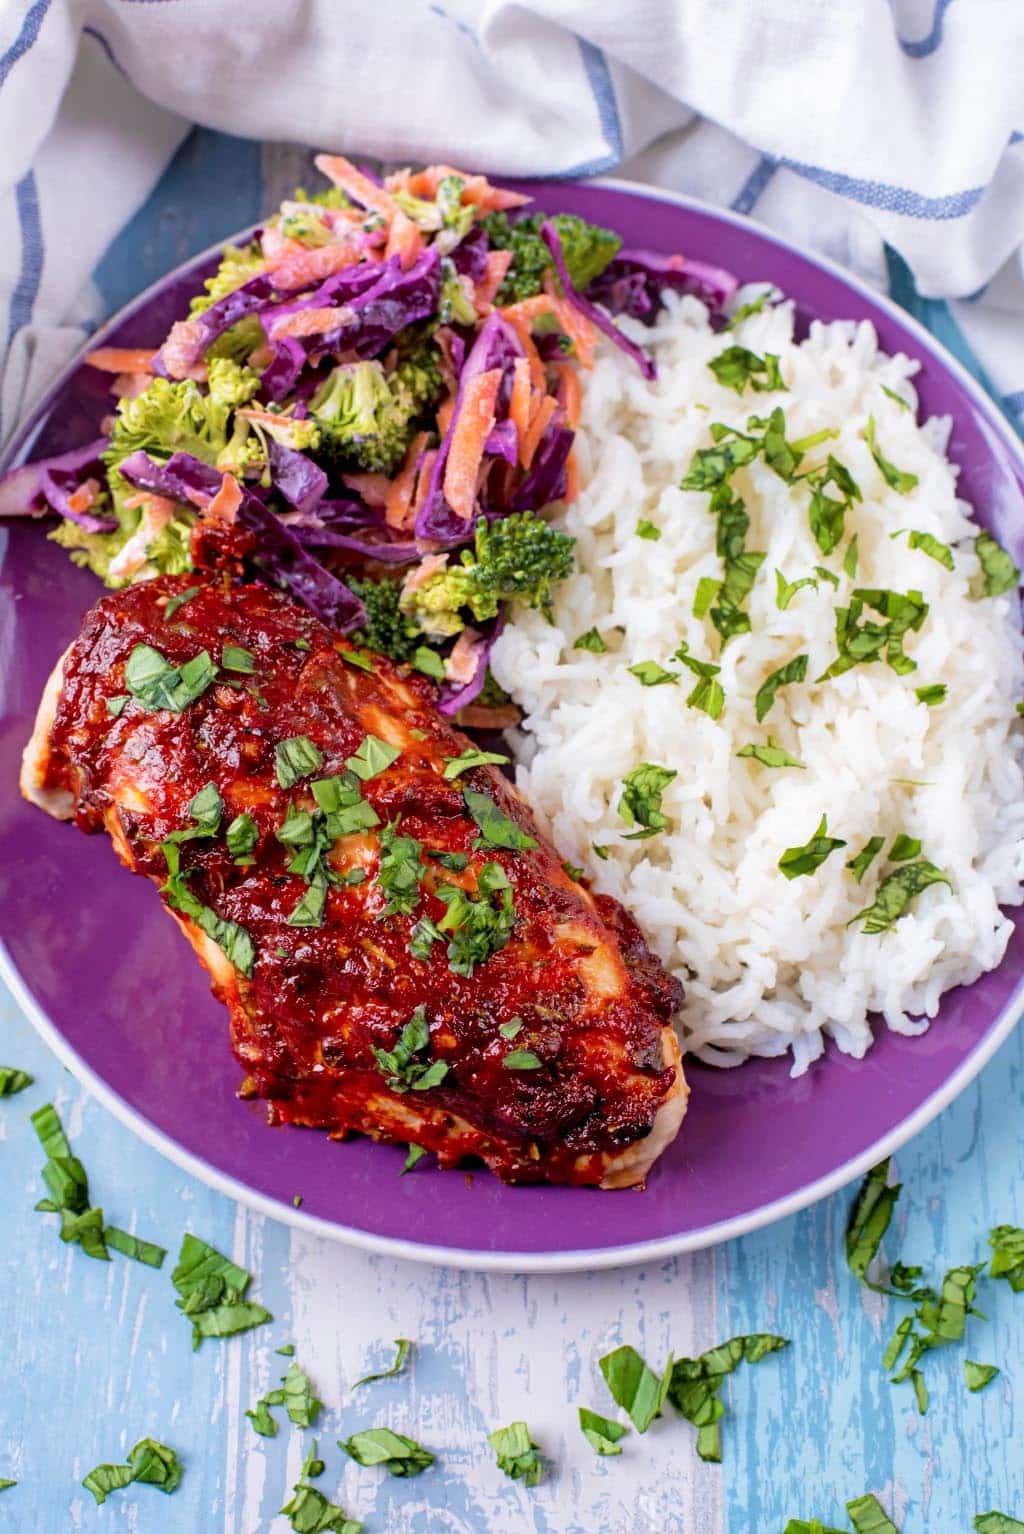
[2,0,1023,439]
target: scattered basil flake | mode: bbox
[618,762,677,840]
[355,1338,412,1386]
[347,734,400,781]
[125,643,217,713]
[888,834,921,862]
[680,429,760,492]
[804,457,861,556]
[442,747,510,780]
[435,872,515,977]
[464,787,537,851]
[83,1464,136,1507]
[246,1397,280,1438]
[592,843,609,860]
[915,683,947,706]
[0,1481,14,1492]
[674,646,725,720]
[988,1224,1024,1290]
[636,520,661,540]
[847,836,886,884]
[498,1019,524,1040]
[83,1439,182,1505]
[276,736,325,789]
[161,850,255,975]
[847,1492,900,1534]
[170,1232,272,1351]
[562,861,585,881]
[863,416,918,493]
[693,575,722,618]
[103,1227,167,1268]
[964,1359,999,1393]
[163,585,201,620]
[293,636,313,652]
[573,627,608,653]
[849,860,951,933]
[0,1066,32,1097]
[277,1343,296,1356]
[709,345,786,395]
[376,822,425,916]
[428,849,469,872]
[411,645,445,680]
[971,531,1020,599]
[820,586,929,681]
[226,812,258,859]
[402,1145,428,1175]
[293,1195,303,1207]
[503,1049,543,1071]
[846,1159,901,1289]
[727,288,774,327]
[339,647,375,673]
[737,738,804,769]
[843,534,860,578]
[975,1515,1024,1533]
[222,644,256,673]
[162,782,224,852]
[578,1407,627,1456]
[281,1481,361,1533]
[487,1421,543,1486]
[667,1334,789,1463]
[882,385,911,411]
[775,570,817,611]
[371,1006,448,1094]
[890,527,955,571]
[106,694,129,718]
[779,814,846,879]
[599,1345,672,1434]
[755,654,808,723]
[342,1428,434,1478]
[280,1360,323,1427]
[815,564,840,588]
[628,660,679,688]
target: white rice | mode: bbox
[491,291,1024,1075]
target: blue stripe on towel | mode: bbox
[781,158,984,219]
[0,0,52,87]
[731,156,778,214]
[895,0,956,58]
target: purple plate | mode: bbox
[2,178,1023,1273]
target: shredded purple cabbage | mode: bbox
[450,225,489,285]
[260,337,306,401]
[437,611,505,716]
[0,438,114,531]
[540,221,655,381]
[118,450,223,505]
[586,249,739,324]
[513,424,573,512]
[236,491,366,631]
[267,439,327,518]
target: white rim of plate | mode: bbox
[2,175,1023,1274]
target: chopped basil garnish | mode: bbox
[0,1066,32,1096]
[293,636,312,652]
[163,782,223,851]
[562,861,585,880]
[435,872,515,976]
[618,762,677,840]
[442,746,510,779]
[806,457,861,556]
[280,1481,359,1533]
[988,1224,1024,1289]
[864,415,918,493]
[171,1232,272,1351]
[276,735,325,788]
[574,627,608,653]
[971,531,1020,599]
[428,849,469,872]
[342,1428,434,1477]
[667,1334,789,1462]
[849,860,950,933]
[843,534,860,578]
[372,1006,448,1094]
[407,644,443,680]
[737,738,804,769]
[503,1049,543,1071]
[402,1144,427,1174]
[376,822,425,916]
[487,1421,543,1486]
[915,683,947,706]
[592,843,609,860]
[779,815,846,879]
[815,564,840,588]
[636,519,661,540]
[628,660,678,687]
[226,812,258,859]
[288,880,328,928]
[888,833,921,862]
[680,431,759,491]
[964,1359,999,1393]
[882,384,911,411]
[161,845,255,975]
[104,1227,167,1268]
[674,647,725,719]
[339,647,375,672]
[83,1439,182,1505]
[578,1407,627,1456]
[755,654,808,723]
[0,1481,14,1493]
[891,527,954,570]
[31,1103,164,1266]
[693,575,721,618]
[820,587,929,680]
[163,585,201,620]
[727,288,773,326]
[276,1342,296,1357]
[599,1345,671,1433]
[975,1516,1024,1533]
[775,570,818,610]
[709,345,785,395]
[125,643,217,713]
[845,1159,900,1288]
[106,694,129,718]
[246,1396,279,1437]
[847,1493,900,1534]
[347,733,400,780]
[464,788,537,851]
[221,643,256,673]
[847,836,885,883]
[498,1018,523,1040]
[355,1338,412,1387]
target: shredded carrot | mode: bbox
[66,478,101,515]
[398,164,530,212]
[269,306,343,340]
[461,176,530,212]
[268,241,360,290]
[502,291,596,368]
[314,154,399,220]
[341,472,391,508]
[564,447,581,504]
[159,318,205,381]
[443,369,502,520]
[509,357,533,464]
[436,393,457,437]
[473,250,513,315]
[521,394,558,470]
[385,431,430,531]
[402,552,449,595]
[207,473,243,525]
[385,208,424,271]
[111,372,153,400]
[85,347,157,374]
[501,313,545,390]
[260,226,308,265]
[123,490,178,517]
[445,626,485,683]
[411,448,437,522]
[554,361,581,429]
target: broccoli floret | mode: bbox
[310,360,416,476]
[189,244,265,317]
[393,175,475,248]
[439,259,477,326]
[390,333,446,418]
[207,357,261,409]
[349,576,424,662]
[481,212,622,302]
[104,376,234,469]
[400,512,576,637]
[48,516,134,584]
[293,184,352,210]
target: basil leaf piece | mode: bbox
[0,1066,32,1096]
[408,644,444,680]
[843,534,860,578]
[276,735,325,789]
[171,1232,271,1351]
[339,648,375,673]
[755,654,808,723]
[974,1515,1024,1533]
[891,528,954,571]
[434,878,515,977]
[668,1334,789,1463]
[106,694,129,717]
[103,1227,167,1268]
[0,1481,14,1492]
[246,1398,279,1437]
[599,1345,672,1434]
[628,661,679,687]
[355,1338,412,1386]
[849,860,951,933]
[726,288,774,327]
[618,763,677,840]
[778,815,846,880]
[737,738,804,769]
[487,1421,543,1486]
[845,1159,900,1287]
[709,345,785,395]
[161,861,255,976]
[287,878,327,928]
[442,747,510,779]
[82,1463,136,1505]
[31,1102,71,1159]
[882,385,911,411]
[673,650,725,720]
[310,772,362,813]
[125,643,218,713]
[281,1361,323,1427]
[342,1427,434,1477]
[847,836,885,883]
[163,782,223,849]
[915,683,947,706]
[971,530,1020,599]
[847,1492,900,1533]
[401,1145,427,1175]
[562,861,584,880]
[988,1224,1024,1290]
[815,564,840,588]
[783,1522,847,1534]
[376,822,425,916]
[592,843,609,860]
[221,643,256,673]
[277,1343,296,1356]
[883,1316,914,1372]
[964,1359,999,1393]
[864,416,918,494]
[775,569,817,610]
[693,575,721,618]
[371,1006,449,1094]
[226,812,258,859]
[498,1019,523,1040]
[636,519,661,540]
[917,1263,985,1347]
[578,1406,627,1456]
[346,734,400,781]
[83,1439,182,1505]
[464,788,537,851]
[573,627,608,653]
[503,1049,543,1071]
[300,1441,325,1480]
[680,431,760,491]
[164,585,201,620]
[888,834,921,862]
[280,1481,362,1533]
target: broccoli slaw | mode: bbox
[0,153,736,718]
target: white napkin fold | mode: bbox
[1,0,1022,437]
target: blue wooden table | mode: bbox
[3,130,1024,1533]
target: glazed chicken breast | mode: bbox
[22,575,687,1186]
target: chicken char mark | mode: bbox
[29,573,687,1186]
